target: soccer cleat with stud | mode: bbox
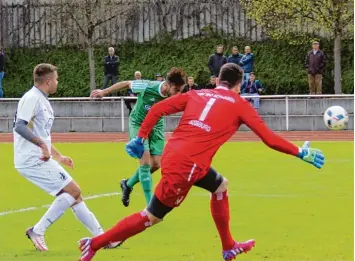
[78,237,96,261]
[120,179,133,207]
[25,227,48,251]
[222,239,256,261]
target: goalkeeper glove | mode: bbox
[297,141,325,169]
[125,137,145,159]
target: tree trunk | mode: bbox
[88,45,96,91]
[333,34,342,94]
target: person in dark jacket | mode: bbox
[304,41,327,95]
[0,46,4,98]
[241,72,264,110]
[208,45,227,76]
[156,73,164,82]
[182,77,200,93]
[227,46,243,65]
[103,47,119,89]
[240,46,254,82]
[204,75,217,89]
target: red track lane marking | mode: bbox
[0,131,353,143]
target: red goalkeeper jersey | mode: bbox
[138,86,299,171]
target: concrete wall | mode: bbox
[0,98,353,132]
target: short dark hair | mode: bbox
[166,67,186,87]
[33,63,57,84]
[218,63,243,88]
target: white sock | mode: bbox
[33,193,76,235]
[72,201,104,236]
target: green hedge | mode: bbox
[2,36,354,97]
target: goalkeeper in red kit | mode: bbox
[78,63,325,261]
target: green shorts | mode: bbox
[129,121,164,156]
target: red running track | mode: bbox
[0,131,353,143]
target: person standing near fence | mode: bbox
[241,72,264,110]
[208,45,227,77]
[103,47,119,89]
[125,71,141,115]
[304,41,326,95]
[0,46,5,98]
[227,46,243,65]
[182,77,201,93]
[240,46,254,83]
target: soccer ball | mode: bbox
[323,106,349,130]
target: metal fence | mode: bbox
[0,0,333,47]
[1,94,353,132]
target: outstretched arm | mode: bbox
[239,101,324,168]
[125,93,189,159]
[91,81,131,98]
[138,93,189,138]
[240,101,300,156]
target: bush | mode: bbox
[2,37,353,97]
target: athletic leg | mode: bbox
[78,159,195,261]
[136,128,164,205]
[79,177,178,261]
[194,167,255,260]
[138,151,153,205]
[121,121,151,206]
[32,181,80,237]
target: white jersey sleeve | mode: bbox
[14,87,54,169]
[16,94,40,123]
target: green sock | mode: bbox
[138,165,152,205]
[126,168,140,188]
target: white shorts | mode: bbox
[16,159,73,196]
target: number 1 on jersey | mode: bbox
[199,98,216,121]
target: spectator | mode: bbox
[103,47,119,89]
[304,41,327,95]
[208,45,227,76]
[134,71,142,80]
[205,75,217,89]
[125,71,141,115]
[183,77,200,93]
[240,46,254,82]
[241,72,264,110]
[156,73,164,82]
[0,46,4,98]
[227,46,243,65]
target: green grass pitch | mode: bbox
[0,141,353,261]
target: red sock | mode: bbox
[91,211,152,251]
[210,191,235,250]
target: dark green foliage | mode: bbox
[2,37,353,97]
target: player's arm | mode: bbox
[239,101,324,168]
[126,94,189,159]
[90,80,149,98]
[138,93,189,138]
[90,81,131,98]
[13,98,50,161]
[51,145,74,168]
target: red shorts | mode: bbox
[154,151,206,208]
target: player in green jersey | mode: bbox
[90,68,186,206]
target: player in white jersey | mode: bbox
[13,64,120,251]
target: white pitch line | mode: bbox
[0,192,121,217]
[0,192,351,217]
